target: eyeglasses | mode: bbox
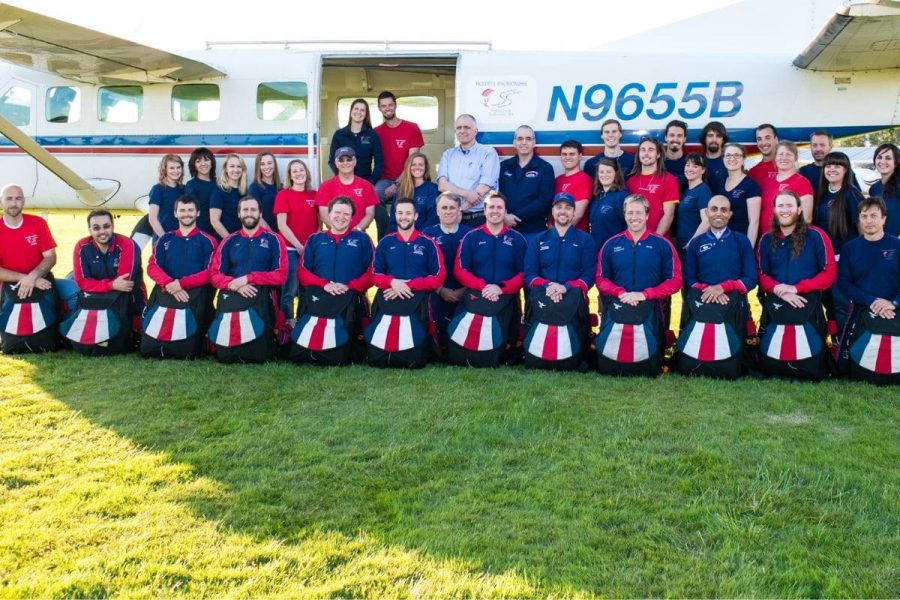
[336,157,354,163]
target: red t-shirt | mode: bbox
[0,214,56,274]
[626,173,680,234]
[748,160,778,187]
[375,120,425,180]
[555,171,593,232]
[274,188,319,247]
[315,176,379,231]
[759,172,814,236]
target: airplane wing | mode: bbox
[0,3,225,84]
[793,0,900,71]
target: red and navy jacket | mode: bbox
[455,225,527,293]
[499,155,556,233]
[73,233,144,295]
[372,230,445,291]
[209,228,288,290]
[423,224,472,290]
[595,230,682,299]
[148,227,217,289]
[757,225,836,293]
[684,228,757,294]
[297,229,373,293]
[525,226,597,294]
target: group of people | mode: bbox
[0,93,897,380]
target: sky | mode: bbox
[12,0,754,52]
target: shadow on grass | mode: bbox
[24,353,900,596]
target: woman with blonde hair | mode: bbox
[249,151,281,232]
[274,159,319,321]
[390,152,438,232]
[210,153,247,238]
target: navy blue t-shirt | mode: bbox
[248,181,279,233]
[869,180,900,237]
[588,189,628,251]
[814,187,862,256]
[184,178,217,237]
[676,182,713,249]
[718,175,761,238]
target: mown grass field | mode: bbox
[1,210,896,597]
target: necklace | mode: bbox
[828,184,841,193]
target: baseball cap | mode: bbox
[552,192,575,207]
[335,147,356,159]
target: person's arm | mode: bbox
[800,193,814,224]
[208,237,233,290]
[277,214,303,251]
[148,203,165,238]
[356,206,376,232]
[524,233,546,287]
[246,234,289,286]
[371,241,392,289]
[327,133,340,176]
[756,237,778,293]
[642,238,682,300]
[656,202,677,236]
[837,249,875,307]
[146,235,174,286]
[566,235,597,293]
[405,239,446,291]
[794,228,837,293]
[746,195,761,248]
[178,234,217,289]
[453,232,488,291]
[369,131,384,184]
[595,240,626,297]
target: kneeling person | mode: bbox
[62,210,147,355]
[838,197,900,384]
[448,192,527,366]
[0,184,60,353]
[595,194,682,375]
[292,196,374,365]
[208,196,287,363]
[676,195,757,377]
[367,197,445,367]
[523,193,597,369]
[142,196,218,358]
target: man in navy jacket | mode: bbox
[499,125,555,235]
[372,197,445,298]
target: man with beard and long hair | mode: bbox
[757,190,836,309]
[626,137,679,237]
[663,119,689,195]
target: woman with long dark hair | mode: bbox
[328,98,383,184]
[869,143,900,237]
[675,153,713,252]
[587,157,628,251]
[184,147,217,237]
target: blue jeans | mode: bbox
[281,249,300,319]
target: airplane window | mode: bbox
[172,84,220,122]
[46,86,81,123]
[337,95,439,131]
[257,82,307,121]
[98,86,143,123]
[0,86,32,126]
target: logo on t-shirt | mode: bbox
[699,242,715,253]
[561,183,571,192]
[260,237,269,249]
[353,188,363,198]
[646,184,661,193]
[24,234,38,246]
[413,244,425,256]
[883,249,897,261]
[347,238,359,247]
[525,171,539,178]
[395,140,407,149]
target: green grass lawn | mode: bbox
[1,352,897,597]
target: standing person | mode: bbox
[663,119,689,195]
[814,151,864,333]
[375,91,425,236]
[869,143,900,237]
[183,147,217,237]
[499,125,555,235]
[210,153,248,238]
[423,193,472,353]
[720,143,762,247]
[759,141,814,240]
[328,98,383,185]
[699,121,729,191]
[626,137,680,237]
[390,152,439,232]
[436,114,500,228]
[675,153,714,253]
[248,151,281,232]
[316,147,378,232]
[554,140,593,231]
[69,210,147,353]
[0,184,59,353]
[584,118,635,181]
[274,159,319,322]
[747,123,779,186]
[587,157,628,251]
[148,154,185,238]
[799,130,861,191]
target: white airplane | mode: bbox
[0,0,897,213]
